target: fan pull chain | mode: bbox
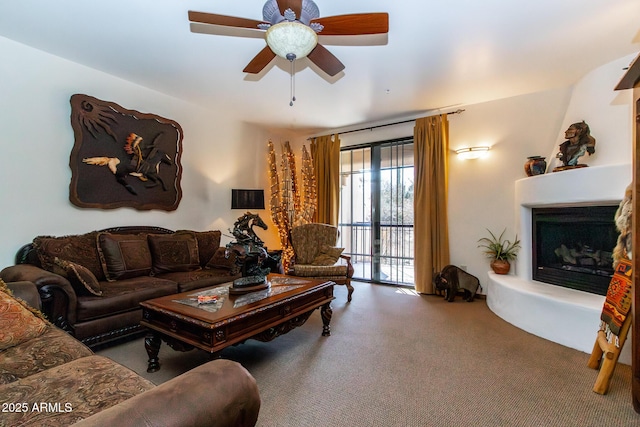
[289,58,296,106]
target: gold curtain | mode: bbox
[310,134,341,225]
[413,115,450,294]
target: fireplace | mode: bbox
[487,164,631,363]
[532,205,618,296]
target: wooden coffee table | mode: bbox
[140,274,335,372]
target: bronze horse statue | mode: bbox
[226,212,272,280]
[231,212,268,246]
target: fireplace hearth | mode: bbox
[488,164,631,362]
[532,205,618,296]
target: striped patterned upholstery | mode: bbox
[289,223,354,301]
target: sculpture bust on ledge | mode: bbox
[553,121,596,171]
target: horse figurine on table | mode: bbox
[226,213,272,285]
[231,212,268,246]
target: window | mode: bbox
[339,138,414,285]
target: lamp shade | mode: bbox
[266,21,318,59]
[231,189,265,210]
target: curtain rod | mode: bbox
[310,109,465,139]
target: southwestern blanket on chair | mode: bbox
[600,258,632,341]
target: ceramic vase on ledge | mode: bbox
[491,259,511,275]
[524,156,547,177]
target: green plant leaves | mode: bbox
[477,228,521,261]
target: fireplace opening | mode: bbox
[532,206,619,296]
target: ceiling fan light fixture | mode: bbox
[262,0,320,26]
[266,21,318,60]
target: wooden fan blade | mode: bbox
[307,44,345,77]
[312,13,389,35]
[243,46,277,74]
[276,0,303,18]
[190,23,265,40]
[188,10,265,30]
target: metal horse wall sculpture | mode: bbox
[69,94,183,211]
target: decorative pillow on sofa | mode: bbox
[97,233,153,281]
[54,257,103,296]
[33,231,105,281]
[311,246,344,266]
[179,230,221,267]
[148,231,201,274]
[0,280,48,351]
[206,247,239,274]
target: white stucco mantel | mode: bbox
[487,163,632,364]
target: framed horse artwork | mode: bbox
[68,94,183,211]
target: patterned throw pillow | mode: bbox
[33,231,104,281]
[180,230,222,267]
[147,231,201,274]
[54,257,103,296]
[311,246,344,266]
[0,283,48,350]
[206,247,239,274]
[97,233,153,281]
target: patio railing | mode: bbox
[338,222,414,284]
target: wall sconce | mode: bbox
[231,189,265,210]
[455,147,490,160]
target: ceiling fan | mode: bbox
[188,0,389,77]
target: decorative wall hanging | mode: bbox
[69,94,183,210]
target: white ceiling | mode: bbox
[1,1,639,135]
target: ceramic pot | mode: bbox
[491,259,511,275]
[524,156,547,177]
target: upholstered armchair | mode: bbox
[288,223,354,302]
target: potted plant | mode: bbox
[477,229,521,274]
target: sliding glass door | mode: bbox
[339,139,414,285]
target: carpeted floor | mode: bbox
[98,282,640,426]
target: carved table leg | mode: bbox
[145,332,162,373]
[345,282,354,302]
[321,302,333,336]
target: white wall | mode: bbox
[451,54,634,290]
[319,88,572,289]
[305,53,636,291]
[447,88,572,289]
[545,54,636,170]
[0,36,270,266]
[2,34,635,286]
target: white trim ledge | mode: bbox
[487,271,631,365]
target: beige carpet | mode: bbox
[98,282,640,427]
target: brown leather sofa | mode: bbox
[0,280,260,427]
[0,226,241,348]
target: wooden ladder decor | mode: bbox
[587,313,632,394]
